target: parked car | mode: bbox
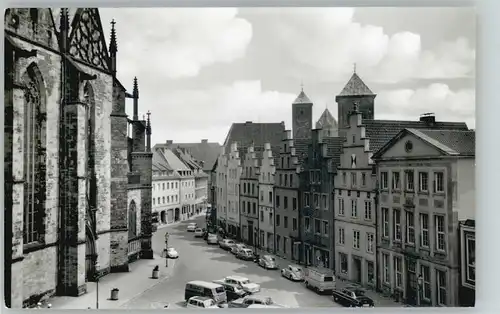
[212,281,248,301]
[228,296,285,308]
[187,223,197,232]
[281,265,304,281]
[166,247,179,259]
[214,276,261,294]
[231,243,247,255]
[186,296,219,309]
[219,239,236,250]
[258,255,279,269]
[194,228,204,238]
[332,287,374,307]
[236,248,254,261]
[185,281,227,304]
[304,267,336,294]
[207,234,218,244]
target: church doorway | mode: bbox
[85,225,96,282]
[174,208,180,221]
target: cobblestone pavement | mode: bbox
[121,216,402,309]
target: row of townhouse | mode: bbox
[150,140,220,225]
[213,71,475,307]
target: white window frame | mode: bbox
[406,170,415,191]
[421,265,431,300]
[338,227,345,245]
[466,235,476,283]
[322,220,329,237]
[436,269,447,306]
[393,208,401,241]
[353,230,360,249]
[381,172,388,189]
[392,171,401,190]
[394,256,402,288]
[435,215,446,252]
[366,233,374,253]
[340,252,348,274]
[382,207,389,238]
[351,172,357,187]
[351,199,357,218]
[419,172,428,192]
[433,171,444,193]
[406,211,415,245]
[338,198,345,216]
[383,253,390,284]
[364,200,372,220]
[420,213,430,248]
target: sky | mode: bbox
[98,7,476,145]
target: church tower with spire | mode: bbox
[335,67,376,137]
[292,84,313,139]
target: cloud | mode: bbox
[141,81,298,144]
[268,8,475,83]
[99,8,253,79]
[376,83,475,128]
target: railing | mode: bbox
[128,237,141,256]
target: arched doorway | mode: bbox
[85,224,96,282]
[161,211,166,223]
[174,208,180,221]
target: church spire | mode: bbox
[133,77,139,120]
[146,110,152,152]
[109,19,117,76]
[59,8,69,52]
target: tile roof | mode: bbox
[293,90,313,104]
[323,137,344,166]
[152,149,172,171]
[223,122,285,159]
[409,129,476,156]
[154,141,221,172]
[163,149,190,171]
[316,108,338,129]
[338,73,375,97]
[363,119,469,153]
[293,138,310,164]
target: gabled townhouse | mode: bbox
[258,143,277,252]
[227,143,243,238]
[215,151,229,230]
[240,146,260,247]
[301,129,343,268]
[152,149,181,224]
[372,127,475,307]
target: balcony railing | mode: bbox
[302,232,329,248]
[128,237,141,256]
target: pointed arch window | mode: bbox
[129,200,137,238]
[84,83,97,226]
[23,64,47,245]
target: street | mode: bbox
[121,215,340,309]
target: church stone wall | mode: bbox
[8,34,62,307]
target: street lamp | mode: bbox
[94,258,100,309]
[164,232,169,267]
[417,275,423,306]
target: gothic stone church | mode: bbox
[4,8,154,308]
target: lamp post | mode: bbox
[94,258,100,309]
[165,232,169,267]
[417,275,423,307]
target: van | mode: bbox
[185,281,227,303]
[304,266,336,293]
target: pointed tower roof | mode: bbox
[316,108,338,129]
[338,72,375,97]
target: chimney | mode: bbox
[201,139,208,144]
[166,140,173,145]
[245,121,252,125]
[420,113,436,124]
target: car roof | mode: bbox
[190,296,211,301]
[188,222,197,225]
[187,281,223,289]
[227,275,248,281]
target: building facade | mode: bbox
[227,143,242,238]
[373,128,475,307]
[151,149,181,224]
[333,105,377,287]
[215,151,228,230]
[302,130,342,269]
[459,220,475,306]
[274,130,301,261]
[258,143,276,252]
[4,8,153,308]
[240,146,260,247]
